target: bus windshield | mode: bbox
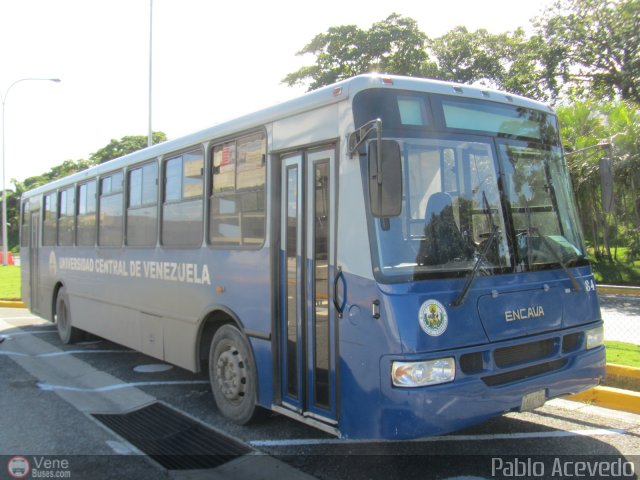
[359,94,587,282]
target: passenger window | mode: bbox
[77,180,97,246]
[58,187,75,246]
[127,162,158,246]
[99,172,124,246]
[162,148,204,247]
[43,192,57,246]
[209,131,266,247]
[20,201,30,248]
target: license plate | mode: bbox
[520,389,546,411]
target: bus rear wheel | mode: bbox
[208,324,258,425]
[55,287,84,344]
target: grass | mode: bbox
[0,265,21,300]
[605,340,640,368]
[588,246,640,286]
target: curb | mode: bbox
[567,386,640,415]
[597,284,640,296]
[0,300,26,308]
[566,363,640,415]
[607,363,640,380]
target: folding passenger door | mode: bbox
[279,147,337,425]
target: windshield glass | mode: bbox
[372,137,511,280]
[498,141,586,269]
[353,89,588,282]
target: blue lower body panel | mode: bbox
[338,326,605,440]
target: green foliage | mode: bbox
[589,248,640,285]
[283,15,555,100]
[282,14,433,91]
[535,0,640,102]
[285,1,640,104]
[90,132,167,164]
[558,101,640,262]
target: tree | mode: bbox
[429,27,553,100]
[558,100,640,259]
[283,15,553,101]
[282,14,435,90]
[90,131,167,164]
[536,0,640,103]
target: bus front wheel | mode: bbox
[208,324,258,425]
[55,287,84,344]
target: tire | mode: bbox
[55,287,84,344]
[208,324,258,425]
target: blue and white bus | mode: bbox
[20,74,605,440]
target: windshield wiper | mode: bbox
[522,200,582,292]
[529,227,582,292]
[451,192,497,307]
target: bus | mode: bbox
[20,74,605,440]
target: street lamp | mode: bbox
[1,77,61,266]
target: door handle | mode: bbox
[333,267,347,318]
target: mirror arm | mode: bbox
[348,118,382,161]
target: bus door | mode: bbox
[29,210,40,312]
[280,147,337,424]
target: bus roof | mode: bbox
[22,74,552,199]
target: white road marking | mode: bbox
[2,330,57,337]
[249,428,628,447]
[37,349,135,357]
[106,440,140,455]
[0,349,134,357]
[38,380,209,393]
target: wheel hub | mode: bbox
[216,347,246,403]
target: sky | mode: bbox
[0,0,554,185]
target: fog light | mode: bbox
[391,357,455,387]
[586,326,604,350]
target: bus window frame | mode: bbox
[97,170,125,248]
[160,146,205,248]
[207,128,268,250]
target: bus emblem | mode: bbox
[418,299,448,337]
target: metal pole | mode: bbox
[147,0,154,148]
[2,93,7,266]
[1,78,60,266]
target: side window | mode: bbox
[209,131,266,246]
[162,148,204,246]
[43,192,57,246]
[98,172,124,246]
[20,200,30,248]
[127,162,158,246]
[58,187,75,246]
[77,180,97,246]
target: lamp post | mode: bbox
[148,0,153,148]
[1,77,61,266]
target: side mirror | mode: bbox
[369,140,402,217]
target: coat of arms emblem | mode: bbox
[418,299,448,336]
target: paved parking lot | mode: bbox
[1,306,639,480]
[600,294,640,345]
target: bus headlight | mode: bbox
[391,357,455,387]
[586,326,604,350]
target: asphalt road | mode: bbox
[1,306,638,480]
[600,294,640,345]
